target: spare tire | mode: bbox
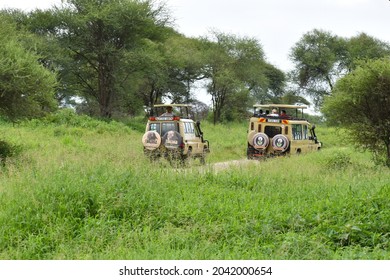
[142,131,161,150]
[252,132,269,150]
[162,131,183,150]
[271,134,289,152]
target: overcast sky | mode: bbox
[1,0,389,106]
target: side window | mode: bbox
[303,125,308,140]
[264,126,282,138]
[184,122,195,135]
[292,124,303,140]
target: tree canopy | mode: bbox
[0,16,57,121]
[43,0,171,118]
[289,29,390,108]
[202,32,275,123]
[2,3,390,125]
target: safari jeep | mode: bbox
[247,104,321,159]
[142,104,210,165]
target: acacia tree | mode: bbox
[323,58,390,166]
[25,0,171,118]
[342,33,390,72]
[0,16,57,120]
[256,63,286,103]
[204,32,269,123]
[136,33,207,113]
[290,29,390,108]
[163,35,209,104]
[289,29,345,107]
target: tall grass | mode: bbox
[0,112,389,259]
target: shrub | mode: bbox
[0,140,21,164]
[324,150,352,170]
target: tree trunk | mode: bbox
[97,56,114,118]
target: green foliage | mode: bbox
[0,140,21,164]
[289,29,346,107]
[343,33,390,71]
[25,109,133,136]
[203,32,272,124]
[323,58,390,166]
[0,119,389,259]
[323,150,351,170]
[133,33,208,110]
[2,3,286,122]
[0,16,58,120]
[23,0,173,118]
[3,6,389,125]
[161,35,209,104]
[120,116,147,133]
[289,29,390,108]
[262,63,286,101]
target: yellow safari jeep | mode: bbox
[142,104,210,165]
[247,104,321,159]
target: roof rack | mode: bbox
[151,104,192,118]
[252,104,307,120]
[153,104,192,108]
[253,104,307,109]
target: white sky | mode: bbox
[166,0,390,71]
[1,0,389,106]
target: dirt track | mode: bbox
[211,158,260,172]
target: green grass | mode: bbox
[0,112,389,259]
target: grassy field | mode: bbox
[0,110,389,259]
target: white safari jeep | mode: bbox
[247,104,321,159]
[142,104,210,165]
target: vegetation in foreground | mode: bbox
[0,113,389,259]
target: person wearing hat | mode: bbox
[161,106,174,116]
[268,108,279,117]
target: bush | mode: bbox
[324,150,352,170]
[0,140,21,164]
[26,109,132,134]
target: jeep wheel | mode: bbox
[166,150,183,168]
[247,146,254,159]
[183,147,192,167]
[199,148,208,165]
[143,149,160,163]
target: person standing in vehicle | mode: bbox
[280,110,289,118]
[161,106,173,116]
[268,108,279,116]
